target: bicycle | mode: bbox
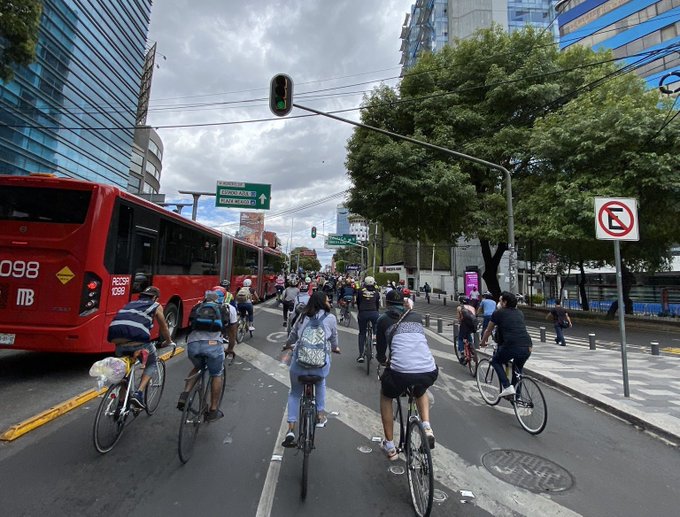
[178,355,228,463]
[93,341,170,453]
[454,333,478,377]
[338,299,352,327]
[378,365,434,517]
[236,307,253,343]
[362,320,374,375]
[295,374,322,500]
[475,350,547,435]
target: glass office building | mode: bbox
[557,0,680,88]
[0,0,152,187]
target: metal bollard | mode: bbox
[438,293,441,299]
[437,318,443,333]
[450,294,454,301]
[539,326,546,343]
[453,322,458,339]
[443,297,447,306]
[425,314,430,327]
[473,330,480,348]
[651,341,660,356]
[589,333,596,350]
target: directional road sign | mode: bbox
[216,181,271,210]
[325,234,357,248]
[594,197,639,241]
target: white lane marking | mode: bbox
[255,407,290,517]
[238,342,582,517]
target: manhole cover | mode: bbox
[482,450,574,493]
[432,489,448,502]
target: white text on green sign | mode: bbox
[215,181,271,210]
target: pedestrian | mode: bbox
[546,299,572,346]
[423,282,431,304]
[469,286,480,309]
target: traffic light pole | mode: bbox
[292,103,517,294]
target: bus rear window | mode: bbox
[0,186,92,223]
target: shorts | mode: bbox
[380,367,438,399]
[187,339,225,377]
[115,341,158,378]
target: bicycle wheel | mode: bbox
[364,325,372,376]
[217,360,227,408]
[343,308,352,327]
[178,378,203,464]
[406,419,434,517]
[236,320,246,343]
[513,377,548,435]
[93,382,127,453]
[145,359,166,415]
[476,359,501,406]
[300,406,315,500]
[454,337,462,362]
[466,345,478,378]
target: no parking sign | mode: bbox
[594,197,639,241]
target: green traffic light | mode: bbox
[276,99,286,109]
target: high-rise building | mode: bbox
[336,204,350,235]
[556,0,680,89]
[0,0,153,187]
[401,0,559,74]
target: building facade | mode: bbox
[401,0,559,74]
[336,204,350,236]
[0,0,152,187]
[556,0,680,89]
[129,125,163,195]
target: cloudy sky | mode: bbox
[146,0,414,267]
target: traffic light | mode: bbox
[311,226,317,238]
[269,74,293,117]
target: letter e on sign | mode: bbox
[594,197,639,241]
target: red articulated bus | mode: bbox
[0,175,284,353]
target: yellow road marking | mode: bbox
[0,346,185,441]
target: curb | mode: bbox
[0,346,185,442]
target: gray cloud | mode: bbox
[147,0,411,265]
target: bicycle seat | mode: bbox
[399,385,418,398]
[298,375,323,384]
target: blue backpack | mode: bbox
[191,301,223,332]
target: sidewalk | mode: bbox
[431,326,680,445]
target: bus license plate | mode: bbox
[0,334,15,345]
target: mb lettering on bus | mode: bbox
[111,276,130,296]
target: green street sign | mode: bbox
[326,234,357,246]
[216,181,271,209]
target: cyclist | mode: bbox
[402,287,413,309]
[456,296,477,365]
[281,291,341,447]
[177,290,231,421]
[321,276,335,305]
[480,291,533,397]
[396,278,406,294]
[337,279,355,307]
[235,278,259,331]
[212,285,238,359]
[275,273,286,303]
[355,276,380,363]
[376,290,438,459]
[220,279,236,307]
[479,291,497,333]
[107,286,173,409]
[282,280,300,327]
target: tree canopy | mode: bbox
[0,0,43,82]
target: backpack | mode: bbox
[191,301,223,332]
[296,313,329,368]
[236,287,251,303]
[460,306,478,330]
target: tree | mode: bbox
[0,0,43,82]
[519,71,680,312]
[346,26,614,294]
[290,247,321,273]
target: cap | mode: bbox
[140,286,160,298]
[204,290,219,302]
[386,289,404,305]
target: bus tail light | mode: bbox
[80,272,102,315]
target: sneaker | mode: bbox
[499,385,516,397]
[130,390,146,410]
[356,356,365,363]
[282,321,287,327]
[422,424,435,449]
[205,409,224,422]
[458,355,467,365]
[381,440,398,461]
[281,431,296,448]
[316,415,328,428]
[248,325,255,331]
[177,391,189,410]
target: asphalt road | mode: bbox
[0,301,678,516]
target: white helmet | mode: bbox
[305,277,311,283]
[243,279,252,287]
[364,276,375,286]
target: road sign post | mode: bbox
[595,197,639,398]
[216,181,271,210]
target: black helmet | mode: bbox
[140,286,160,299]
[386,290,404,305]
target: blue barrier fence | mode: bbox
[545,299,680,318]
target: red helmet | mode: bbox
[402,288,411,296]
[399,279,405,285]
[212,286,227,296]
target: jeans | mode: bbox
[457,331,473,353]
[491,346,531,389]
[237,302,254,323]
[554,323,566,345]
[187,339,225,377]
[282,300,294,322]
[481,315,493,333]
[286,356,331,423]
[357,310,379,355]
